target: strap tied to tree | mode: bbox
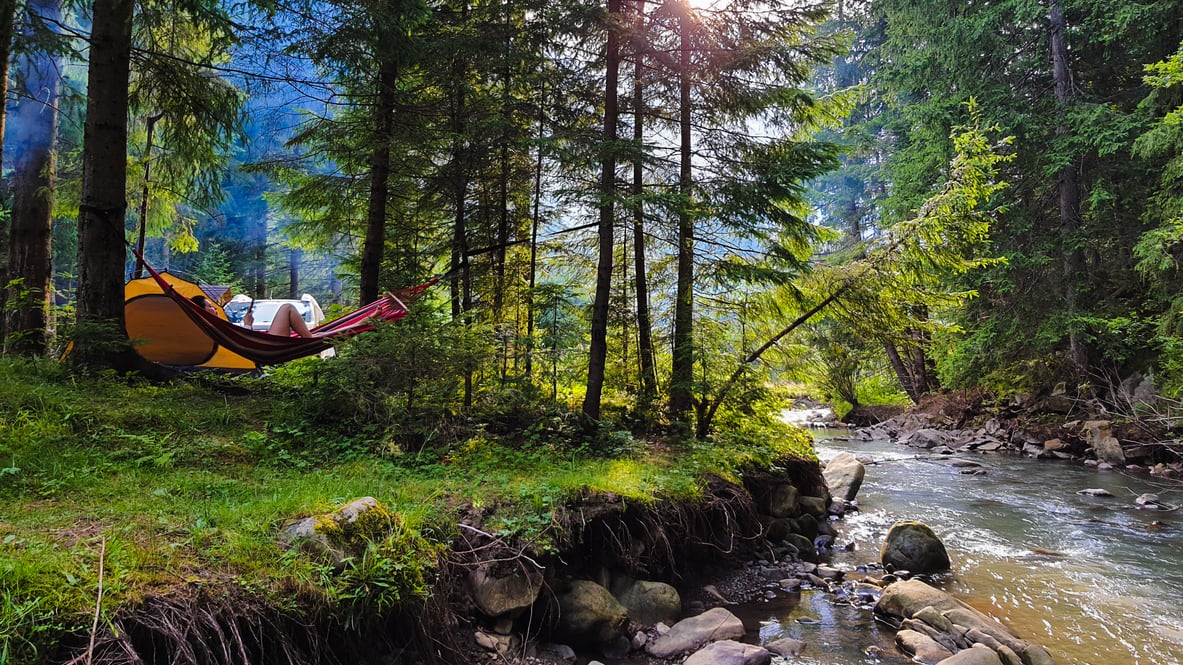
[79,202,129,221]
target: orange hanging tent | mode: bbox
[125,271,258,371]
[125,255,437,370]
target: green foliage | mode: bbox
[189,242,242,289]
[842,0,1183,391]
[321,509,444,631]
[1151,337,1183,398]
[62,320,137,375]
[706,386,817,475]
[0,588,62,665]
[784,101,1012,402]
[265,310,494,452]
[807,323,876,407]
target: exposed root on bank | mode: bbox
[59,585,464,665]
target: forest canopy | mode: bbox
[0,0,1181,432]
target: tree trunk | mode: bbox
[361,60,398,304]
[631,0,657,400]
[74,0,136,370]
[447,4,474,406]
[1050,0,1087,371]
[133,113,162,280]
[884,340,920,403]
[448,14,469,324]
[0,0,20,342]
[289,247,301,298]
[669,1,695,423]
[582,0,622,421]
[494,0,512,324]
[525,80,545,379]
[5,0,61,356]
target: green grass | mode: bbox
[0,357,814,663]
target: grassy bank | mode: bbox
[0,357,813,663]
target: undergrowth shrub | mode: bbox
[319,507,445,631]
[706,384,816,479]
[264,311,493,452]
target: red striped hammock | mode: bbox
[138,256,437,366]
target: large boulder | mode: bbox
[796,495,829,518]
[646,607,745,658]
[547,580,629,647]
[764,637,805,658]
[901,428,950,449]
[875,581,1047,665]
[612,579,681,627]
[683,640,771,665]
[1083,421,1126,466]
[881,521,951,573]
[875,580,964,622]
[823,452,866,502]
[468,561,544,618]
[765,483,800,518]
[896,629,954,664]
[936,644,1004,665]
[279,497,395,566]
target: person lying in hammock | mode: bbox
[191,295,317,338]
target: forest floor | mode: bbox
[0,358,818,664]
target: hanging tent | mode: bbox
[125,271,258,370]
[125,254,439,369]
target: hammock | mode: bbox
[137,256,436,366]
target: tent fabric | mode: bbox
[125,271,257,370]
[132,256,437,366]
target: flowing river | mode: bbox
[731,415,1183,665]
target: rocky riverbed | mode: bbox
[847,391,1183,479]
[448,408,1083,665]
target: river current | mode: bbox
[734,414,1183,665]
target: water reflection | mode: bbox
[728,590,909,664]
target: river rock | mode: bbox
[547,580,629,647]
[1082,420,1126,466]
[1042,439,1066,452]
[764,637,805,657]
[895,629,954,663]
[902,618,959,652]
[876,581,1045,665]
[279,496,391,566]
[531,642,576,663]
[787,533,819,563]
[1134,493,1175,510]
[612,579,681,627]
[880,522,951,574]
[901,428,949,449]
[1092,436,1125,466]
[645,607,745,658]
[823,452,866,502]
[682,640,771,665]
[942,607,1027,653]
[764,482,800,518]
[468,561,544,617]
[797,495,829,518]
[1018,643,1056,665]
[936,643,1004,665]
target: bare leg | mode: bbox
[268,303,315,338]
